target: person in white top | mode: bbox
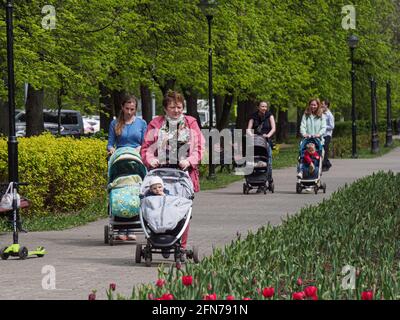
[321,99,334,171]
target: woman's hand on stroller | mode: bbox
[179,159,191,171]
[149,158,160,168]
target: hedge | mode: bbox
[334,119,400,138]
[0,134,108,216]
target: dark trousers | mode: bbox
[323,136,332,169]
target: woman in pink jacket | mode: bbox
[141,91,205,251]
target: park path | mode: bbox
[1,146,400,300]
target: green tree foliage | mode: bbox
[0,0,399,131]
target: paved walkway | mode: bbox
[1,146,400,300]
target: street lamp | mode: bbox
[198,0,217,179]
[6,0,18,184]
[348,34,359,158]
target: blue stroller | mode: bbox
[104,147,147,245]
[296,137,326,194]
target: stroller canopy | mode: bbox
[108,147,147,183]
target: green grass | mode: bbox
[0,196,107,232]
[127,171,400,300]
[346,139,400,159]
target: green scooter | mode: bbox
[0,182,46,260]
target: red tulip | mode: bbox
[304,286,318,298]
[226,295,235,300]
[207,283,213,291]
[296,278,303,286]
[156,279,166,288]
[262,287,275,298]
[148,293,154,300]
[204,293,217,300]
[182,275,193,286]
[109,283,116,291]
[292,291,305,300]
[161,293,174,300]
[88,292,96,300]
[361,291,373,300]
[311,295,318,301]
[243,297,252,300]
[256,288,261,295]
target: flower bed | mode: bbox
[119,171,400,300]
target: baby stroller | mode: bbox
[136,167,199,267]
[104,147,147,245]
[296,137,326,194]
[243,135,274,194]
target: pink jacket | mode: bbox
[141,115,205,192]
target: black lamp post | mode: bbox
[385,81,393,147]
[199,0,217,179]
[6,0,18,184]
[370,77,379,153]
[348,34,359,159]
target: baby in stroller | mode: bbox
[136,167,199,267]
[296,137,326,194]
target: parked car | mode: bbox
[15,109,84,137]
[82,115,100,135]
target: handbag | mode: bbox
[0,182,21,211]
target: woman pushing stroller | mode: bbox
[247,101,276,191]
[297,98,326,179]
[141,91,205,252]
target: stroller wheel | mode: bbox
[322,182,327,194]
[109,235,114,246]
[104,225,109,244]
[263,186,267,195]
[0,247,9,260]
[243,183,246,194]
[296,183,302,194]
[269,182,275,193]
[18,246,28,260]
[135,244,142,264]
[162,249,170,259]
[314,186,318,194]
[145,257,152,267]
[192,246,199,264]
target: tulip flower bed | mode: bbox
[122,171,400,300]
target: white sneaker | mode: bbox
[297,172,303,179]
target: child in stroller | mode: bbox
[136,167,199,267]
[104,147,147,245]
[296,137,326,194]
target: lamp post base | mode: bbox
[371,135,379,154]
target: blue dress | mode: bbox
[107,118,147,151]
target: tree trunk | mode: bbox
[99,83,114,133]
[236,97,257,130]
[0,98,8,136]
[296,106,302,138]
[25,84,44,137]
[182,87,201,127]
[140,84,152,123]
[215,95,223,126]
[112,89,126,120]
[159,79,176,96]
[276,108,289,143]
[217,94,234,131]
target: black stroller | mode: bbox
[243,135,274,194]
[296,137,327,194]
[136,167,199,268]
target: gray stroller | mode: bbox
[135,167,199,267]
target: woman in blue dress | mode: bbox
[107,94,147,156]
[107,94,147,240]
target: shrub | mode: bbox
[0,134,107,216]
